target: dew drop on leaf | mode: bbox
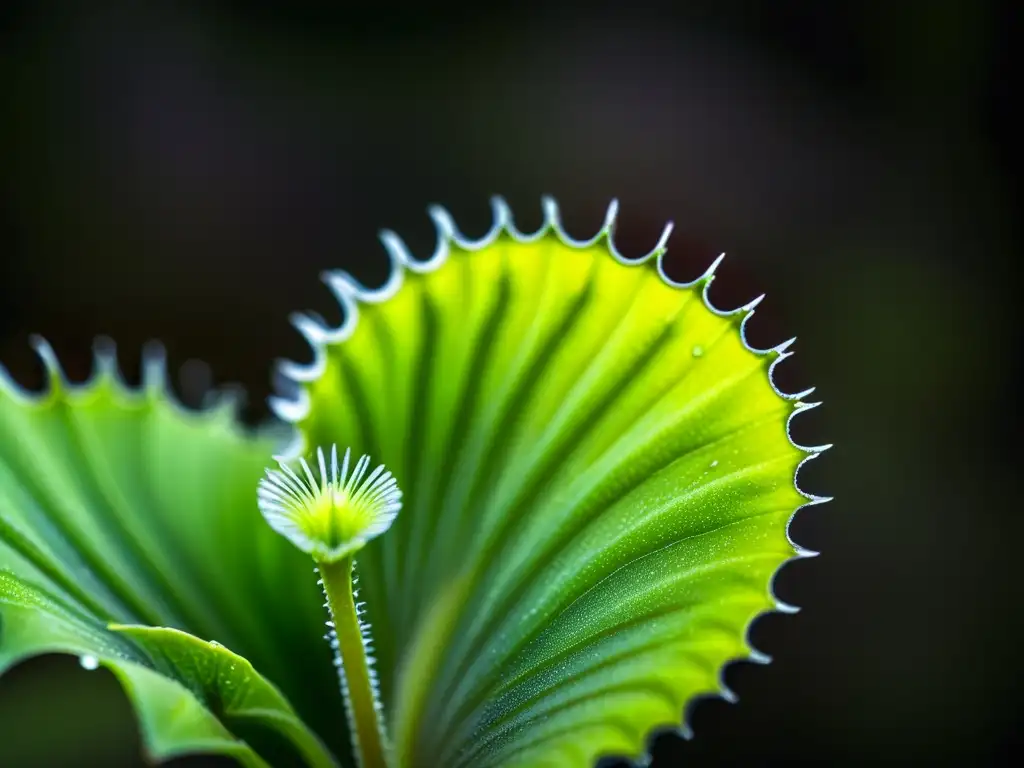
[79,655,99,671]
[692,344,704,357]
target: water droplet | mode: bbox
[710,460,718,468]
[79,655,99,670]
[692,345,704,358]
[209,640,223,648]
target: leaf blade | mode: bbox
[279,199,824,767]
[0,573,269,767]
[110,625,339,768]
[0,349,347,764]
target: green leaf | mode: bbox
[0,572,268,766]
[2,196,827,768]
[0,345,345,764]
[274,197,828,767]
[110,625,337,768]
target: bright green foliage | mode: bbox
[276,198,827,767]
[0,198,827,767]
[111,625,337,768]
[0,345,343,763]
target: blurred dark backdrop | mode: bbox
[1,1,1019,766]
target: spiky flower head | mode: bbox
[257,445,401,562]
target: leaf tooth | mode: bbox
[140,339,170,395]
[378,228,414,271]
[268,388,310,424]
[801,442,834,455]
[788,386,817,401]
[601,198,620,236]
[652,219,674,253]
[774,599,801,614]
[487,195,513,233]
[702,252,727,280]
[541,195,562,234]
[794,400,823,414]
[274,316,326,385]
[773,336,797,355]
[427,203,458,244]
[742,293,766,312]
[792,544,820,558]
[292,312,329,351]
[91,336,120,383]
[28,334,65,394]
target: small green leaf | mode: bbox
[110,625,338,768]
[0,572,269,766]
[109,662,272,768]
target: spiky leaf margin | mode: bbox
[272,197,831,767]
[0,341,341,766]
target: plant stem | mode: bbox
[318,555,389,768]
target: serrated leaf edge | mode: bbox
[0,335,280,443]
[271,196,832,765]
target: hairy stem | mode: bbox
[318,555,388,768]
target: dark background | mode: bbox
[1,1,1019,766]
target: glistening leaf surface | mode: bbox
[111,625,338,768]
[275,199,827,767]
[0,348,342,765]
[0,573,269,767]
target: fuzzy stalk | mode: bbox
[318,555,388,768]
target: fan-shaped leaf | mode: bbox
[274,198,827,767]
[0,345,342,765]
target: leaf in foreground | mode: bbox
[0,346,340,764]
